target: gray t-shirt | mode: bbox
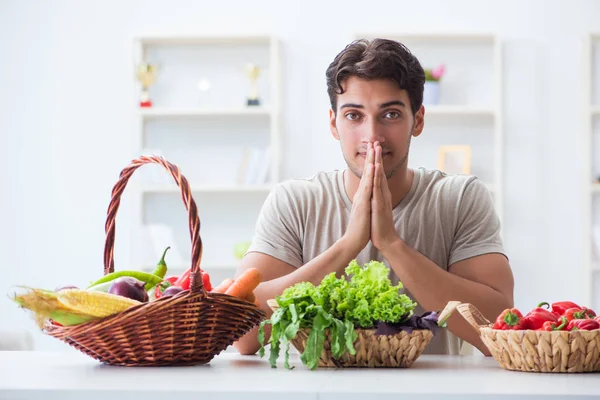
[248,167,506,355]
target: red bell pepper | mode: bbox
[567,319,600,331]
[202,270,212,291]
[493,308,525,330]
[175,268,191,290]
[540,317,568,331]
[581,307,596,318]
[174,267,212,291]
[155,276,179,299]
[540,301,580,317]
[523,305,558,330]
[562,307,592,322]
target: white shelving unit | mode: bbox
[583,33,600,310]
[354,33,503,221]
[130,35,281,284]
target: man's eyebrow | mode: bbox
[339,101,407,110]
[380,101,406,108]
[340,103,364,109]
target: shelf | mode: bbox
[140,184,274,194]
[424,105,495,117]
[592,183,600,193]
[137,35,272,46]
[138,107,272,119]
[355,33,495,44]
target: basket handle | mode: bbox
[103,155,206,295]
[455,303,493,332]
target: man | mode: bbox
[234,38,513,356]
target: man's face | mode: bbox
[329,76,424,179]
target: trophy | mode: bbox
[245,63,261,106]
[136,63,157,108]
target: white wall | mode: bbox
[1,0,599,350]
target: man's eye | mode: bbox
[345,112,361,121]
[384,111,401,119]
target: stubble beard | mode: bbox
[344,134,413,180]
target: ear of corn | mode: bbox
[57,289,142,318]
[12,287,98,328]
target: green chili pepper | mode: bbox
[86,270,163,289]
[145,246,170,290]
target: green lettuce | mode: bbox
[258,259,417,369]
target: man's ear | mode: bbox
[412,105,425,138]
[329,109,340,140]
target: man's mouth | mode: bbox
[357,152,392,157]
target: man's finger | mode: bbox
[359,146,373,193]
[373,162,381,201]
[360,143,373,182]
[366,161,374,193]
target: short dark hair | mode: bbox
[326,38,425,115]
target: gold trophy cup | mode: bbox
[136,63,157,107]
[245,63,261,106]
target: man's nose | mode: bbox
[361,119,385,143]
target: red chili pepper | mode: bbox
[540,317,568,331]
[523,305,558,330]
[493,308,525,330]
[567,319,600,331]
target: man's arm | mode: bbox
[233,237,361,355]
[380,240,513,356]
[234,144,377,355]
[369,141,512,355]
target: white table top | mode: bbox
[0,350,599,400]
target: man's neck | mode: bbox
[344,166,414,209]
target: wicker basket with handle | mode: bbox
[44,155,265,366]
[456,302,600,373]
[266,299,459,368]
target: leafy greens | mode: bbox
[258,260,420,370]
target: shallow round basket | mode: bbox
[456,303,600,373]
[267,299,433,368]
[44,155,265,366]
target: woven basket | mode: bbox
[266,299,451,368]
[456,302,600,373]
[44,155,265,366]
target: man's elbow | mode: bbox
[233,340,260,355]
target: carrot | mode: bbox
[244,292,256,303]
[211,278,234,294]
[225,268,262,299]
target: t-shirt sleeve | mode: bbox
[449,178,507,266]
[245,183,304,268]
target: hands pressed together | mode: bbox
[343,141,400,255]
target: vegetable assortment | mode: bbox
[258,260,447,370]
[493,301,599,331]
[13,246,262,328]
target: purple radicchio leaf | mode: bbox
[374,311,441,336]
